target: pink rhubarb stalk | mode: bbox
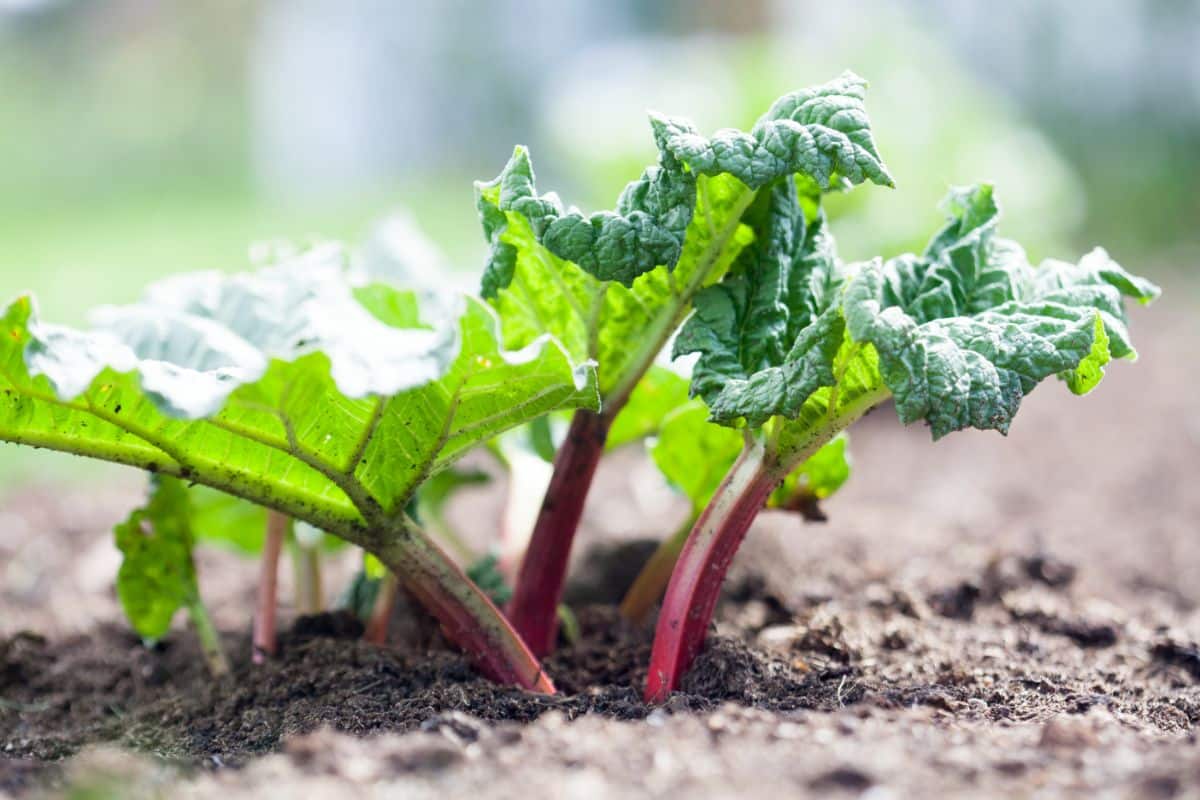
[252,510,289,663]
[644,442,782,702]
[505,408,609,657]
[378,517,555,693]
[364,572,399,645]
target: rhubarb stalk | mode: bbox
[644,441,783,702]
[375,516,555,692]
[291,542,323,616]
[505,408,609,657]
[364,572,399,645]
[187,591,230,678]
[252,510,288,663]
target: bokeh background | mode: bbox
[0,0,1196,481]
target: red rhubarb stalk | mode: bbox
[252,510,289,663]
[505,408,609,657]
[364,572,399,645]
[377,517,555,693]
[644,442,781,702]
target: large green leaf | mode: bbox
[477,74,891,410]
[0,258,598,540]
[843,184,1160,439]
[674,182,1158,465]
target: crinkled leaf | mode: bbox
[651,70,893,192]
[680,181,1158,445]
[480,163,753,401]
[844,184,1160,439]
[675,178,847,427]
[479,144,695,288]
[113,476,200,640]
[478,75,890,408]
[0,259,597,537]
[480,72,889,290]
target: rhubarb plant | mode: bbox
[480,71,893,655]
[0,251,597,692]
[644,182,1160,701]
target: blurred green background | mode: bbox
[1,0,1196,477]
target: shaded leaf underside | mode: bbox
[0,263,597,538]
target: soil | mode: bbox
[1,287,1198,798]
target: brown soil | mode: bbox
[1,286,1198,798]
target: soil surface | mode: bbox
[2,287,1198,798]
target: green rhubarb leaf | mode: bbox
[606,366,691,450]
[185,486,345,555]
[843,184,1161,439]
[651,70,893,192]
[480,162,753,402]
[479,143,696,288]
[0,255,597,542]
[675,177,848,427]
[675,181,1156,464]
[478,74,890,409]
[651,400,746,514]
[768,434,851,516]
[187,486,267,554]
[466,554,513,607]
[113,475,201,640]
[651,399,852,517]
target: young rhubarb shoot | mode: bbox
[252,510,288,663]
[481,72,893,655]
[645,183,1160,701]
[291,521,325,615]
[0,251,597,691]
[114,476,229,678]
[364,571,400,645]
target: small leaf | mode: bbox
[113,476,199,640]
[466,554,513,607]
[606,366,691,450]
[651,400,746,514]
[768,435,851,519]
[1,255,597,536]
